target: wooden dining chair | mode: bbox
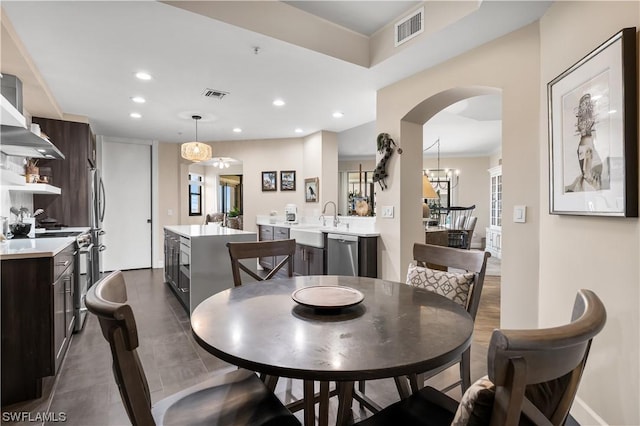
[226,239,296,286]
[354,289,607,426]
[446,205,475,249]
[463,216,477,250]
[86,270,300,426]
[357,243,490,410]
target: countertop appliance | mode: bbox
[89,168,107,281]
[284,204,298,224]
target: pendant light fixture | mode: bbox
[423,138,459,190]
[212,157,231,169]
[181,115,212,162]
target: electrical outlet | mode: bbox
[381,206,394,218]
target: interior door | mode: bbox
[101,140,152,271]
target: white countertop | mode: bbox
[255,218,379,237]
[165,224,256,238]
[0,227,90,260]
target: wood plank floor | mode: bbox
[2,266,501,425]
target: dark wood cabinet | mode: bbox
[32,117,95,227]
[293,244,325,276]
[257,225,290,270]
[1,244,75,406]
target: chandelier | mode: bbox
[212,157,231,169]
[423,138,459,191]
[181,115,212,162]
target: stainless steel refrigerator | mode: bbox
[89,168,106,282]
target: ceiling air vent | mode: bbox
[394,7,424,47]
[202,88,229,100]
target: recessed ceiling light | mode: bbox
[295,128,303,134]
[130,112,142,119]
[233,128,242,133]
[332,111,344,118]
[131,96,146,103]
[135,72,152,80]
[273,99,285,107]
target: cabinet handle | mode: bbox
[179,288,189,293]
[57,260,71,267]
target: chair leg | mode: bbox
[460,349,471,393]
[264,375,279,392]
[336,382,354,426]
[393,376,411,399]
[318,381,330,426]
[357,380,366,408]
[303,380,315,426]
[409,373,425,393]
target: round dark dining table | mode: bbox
[191,275,473,426]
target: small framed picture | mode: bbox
[548,27,637,217]
[304,177,319,202]
[261,171,277,192]
[280,170,296,191]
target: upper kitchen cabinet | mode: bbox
[32,118,95,227]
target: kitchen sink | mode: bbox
[289,227,324,248]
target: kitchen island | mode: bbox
[163,224,257,315]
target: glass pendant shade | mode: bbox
[181,115,212,162]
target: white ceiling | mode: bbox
[1,1,550,159]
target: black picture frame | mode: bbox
[261,171,277,192]
[548,27,637,217]
[280,170,296,191]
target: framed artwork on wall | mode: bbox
[304,177,319,202]
[280,170,296,191]
[548,27,637,217]
[261,171,277,192]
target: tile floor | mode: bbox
[2,268,501,425]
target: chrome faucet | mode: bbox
[322,201,339,227]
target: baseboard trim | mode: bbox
[571,396,607,425]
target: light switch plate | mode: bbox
[513,205,526,223]
[381,206,394,218]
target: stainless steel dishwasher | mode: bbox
[327,233,359,276]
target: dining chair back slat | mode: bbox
[227,239,296,286]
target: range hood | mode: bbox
[0,125,65,160]
[0,94,65,160]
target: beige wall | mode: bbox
[539,2,639,424]
[156,142,180,264]
[376,23,541,330]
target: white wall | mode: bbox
[538,2,639,424]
